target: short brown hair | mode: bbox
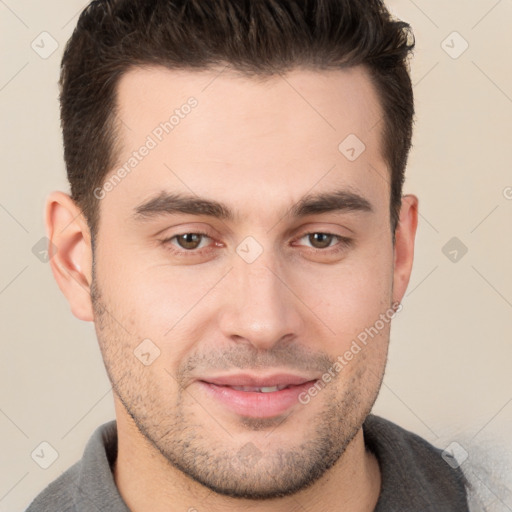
[59,0,415,240]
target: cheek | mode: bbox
[98,252,225,347]
[288,249,394,358]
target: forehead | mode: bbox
[106,65,388,224]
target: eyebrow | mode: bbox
[132,189,373,222]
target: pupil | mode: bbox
[311,233,332,248]
[179,233,201,249]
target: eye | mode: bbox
[162,232,214,253]
[295,232,352,251]
[301,232,336,249]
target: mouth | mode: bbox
[222,384,291,392]
[197,373,318,418]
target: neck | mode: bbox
[113,410,381,512]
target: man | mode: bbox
[27,0,471,510]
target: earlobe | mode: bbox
[392,194,419,304]
[45,191,95,322]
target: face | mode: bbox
[82,65,412,499]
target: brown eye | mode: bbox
[308,233,336,249]
[294,232,353,255]
[161,230,219,258]
[175,233,206,250]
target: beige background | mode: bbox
[1,1,511,510]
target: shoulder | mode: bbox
[363,414,470,511]
[25,462,80,511]
[25,420,119,512]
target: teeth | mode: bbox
[260,386,280,393]
[230,385,288,392]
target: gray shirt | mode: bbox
[25,414,470,511]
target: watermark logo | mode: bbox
[31,31,58,59]
[442,236,468,263]
[134,338,161,366]
[236,236,264,264]
[441,31,469,60]
[236,442,263,468]
[442,441,469,469]
[31,441,59,469]
[32,236,58,263]
[338,134,366,162]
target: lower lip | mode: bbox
[198,380,317,418]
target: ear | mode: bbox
[45,191,94,322]
[392,194,419,304]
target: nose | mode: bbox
[217,251,304,351]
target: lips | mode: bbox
[197,373,318,418]
[228,384,289,392]
[201,373,314,388]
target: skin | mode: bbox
[46,65,418,512]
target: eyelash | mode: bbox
[160,230,352,257]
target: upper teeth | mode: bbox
[230,385,288,392]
